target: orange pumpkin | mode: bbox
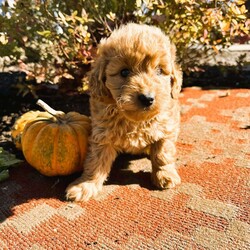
[11,110,52,150]
[21,100,91,176]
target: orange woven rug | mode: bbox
[0,87,249,249]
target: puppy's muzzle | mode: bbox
[138,93,155,107]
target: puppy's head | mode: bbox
[89,23,182,121]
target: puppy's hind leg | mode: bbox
[66,143,117,201]
[150,139,181,189]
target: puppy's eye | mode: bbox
[120,69,130,78]
[156,67,163,75]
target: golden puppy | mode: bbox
[66,23,182,201]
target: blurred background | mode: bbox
[0,0,249,96]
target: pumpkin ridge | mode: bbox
[67,124,85,171]
[68,121,91,131]
[57,124,80,175]
[66,112,91,123]
[66,124,82,171]
[30,123,58,175]
[22,121,48,159]
[51,124,60,175]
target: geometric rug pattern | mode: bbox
[0,87,249,249]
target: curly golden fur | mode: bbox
[66,23,182,201]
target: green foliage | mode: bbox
[134,0,249,69]
[0,0,248,90]
[0,0,93,85]
[0,147,22,182]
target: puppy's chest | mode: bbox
[108,119,165,153]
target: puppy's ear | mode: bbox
[170,44,182,99]
[88,55,111,97]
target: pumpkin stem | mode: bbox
[36,99,65,118]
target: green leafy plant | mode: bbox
[0,147,22,182]
[0,0,248,92]
[0,0,93,86]
[134,0,249,70]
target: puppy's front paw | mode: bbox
[66,182,100,202]
[151,167,181,189]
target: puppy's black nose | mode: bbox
[138,94,155,107]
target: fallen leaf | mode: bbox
[0,147,22,182]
